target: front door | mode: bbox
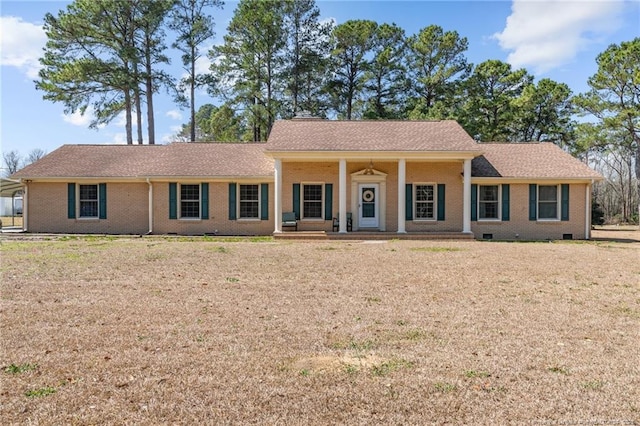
[359,184,379,228]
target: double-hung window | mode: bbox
[478,185,499,220]
[302,184,323,219]
[538,185,558,220]
[79,184,99,218]
[180,184,200,219]
[239,184,259,219]
[414,184,435,220]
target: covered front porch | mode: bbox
[270,156,476,236]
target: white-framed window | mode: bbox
[180,184,200,219]
[414,184,436,220]
[478,185,500,220]
[538,185,559,220]
[239,184,260,219]
[79,184,99,218]
[302,183,323,219]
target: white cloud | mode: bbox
[493,0,625,74]
[114,111,128,127]
[0,16,46,79]
[195,51,213,76]
[166,109,183,120]
[62,108,93,127]
[162,126,183,144]
[112,133,128,145]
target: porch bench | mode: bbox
[282,212,298,231]
[332,212,352,232]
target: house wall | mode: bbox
[26,182,149,234]
[25,175,590,240]
[152,181,274,236]
[281,160,465,233]
[470,183,589,240]
[405,162,464,232]
[281,162,339,232]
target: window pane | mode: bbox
[181,201,199,218]
[80,201,98,217]
[240,201,259,218]
[415,185,435,219]
[480,185,498,201]
[538,186,558,219]
[416,203,434,219]
[539,186,557,202]
[303,184,323,218]
[240,184,258,201]
[79,184,98,217]
[239,185,259,218]
[479,202,498,219]
[80,184,97,200]
[415,185,434,201]
[304,202,322,218]
[180,184,200,218]
[304,185,322,201]
[181,184,199,201]
[538,202,557,219]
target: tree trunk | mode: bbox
[190,44,196,142]
[134,84,143,145]
[125,86,133,145]
[145,30,156,145]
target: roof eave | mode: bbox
[145,175,274,182]
[264,150,483,161]
[471,176,604,184]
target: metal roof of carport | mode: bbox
[0,178,24,197]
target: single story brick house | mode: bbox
[11,119,603,240]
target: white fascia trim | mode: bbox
[266,151,482,161]
[146,176,274,182]
[471,177,600,185]
[22,177,147,183]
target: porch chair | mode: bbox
[332,212,352,232]
[282,212,298,231]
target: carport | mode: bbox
[0,178,24,228]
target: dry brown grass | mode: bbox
[1,232,639,425]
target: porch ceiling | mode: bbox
[0,178,23,197]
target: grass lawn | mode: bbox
[1,235,639,424]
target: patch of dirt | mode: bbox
[292,354,384,374]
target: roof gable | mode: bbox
[266,119,479,152]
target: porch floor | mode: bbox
[273,231,475,241]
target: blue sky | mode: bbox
[1,0,639,162]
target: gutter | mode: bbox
[147,178,153,235]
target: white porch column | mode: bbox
[22,183,28,232]
[274,159,283,233]
[463,159,472,233]
[339,159,347,233]
[397,159,406,233]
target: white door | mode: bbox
[359,184,379,228]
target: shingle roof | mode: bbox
[12,143,273,179]
[266,119,479,151]
[472,143,603,179]
[12,128,602,182]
